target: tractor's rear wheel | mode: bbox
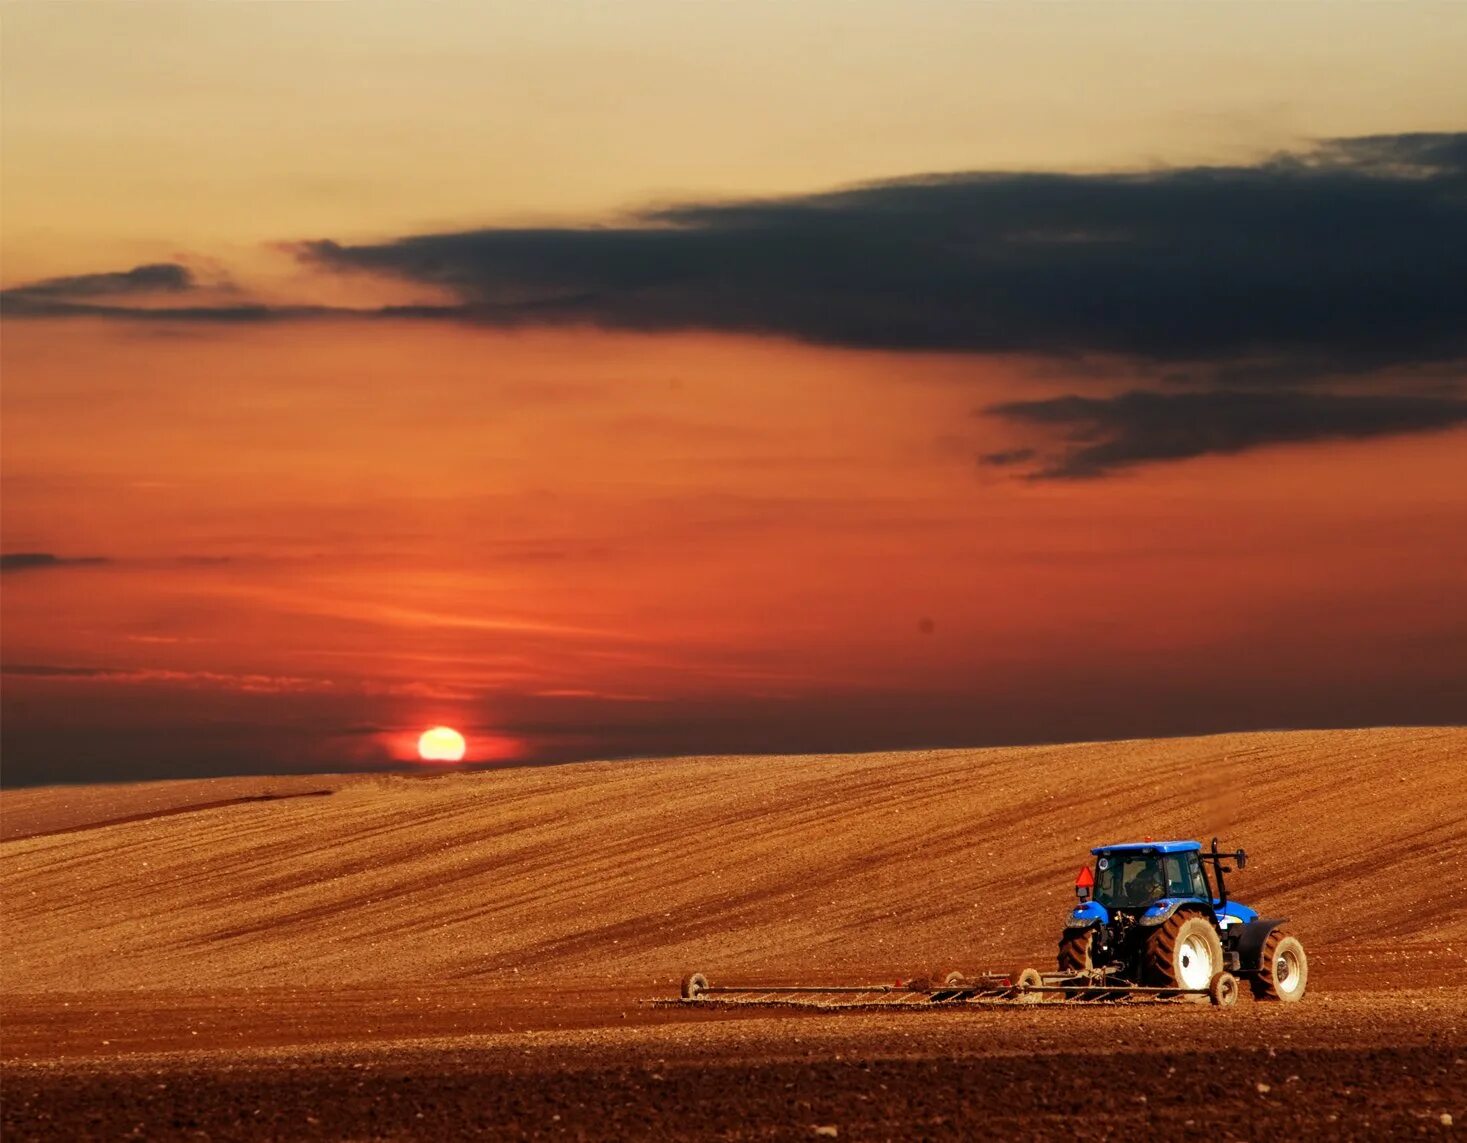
[1146,913,1223,990]
[1250,930,1308,1002]
[1057,927,1095,973]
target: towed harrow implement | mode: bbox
[670,966,1241,1009]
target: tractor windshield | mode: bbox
[1095,852,1208,908]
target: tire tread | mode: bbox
[1145,911,1222,988]
[1057,928,1093,973]
[1250,929,1308,1002]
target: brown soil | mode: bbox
[3,728,1464,1138]
[4,994,1464,1140]
[0,773,366,842]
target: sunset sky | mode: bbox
[3,2,1465,784]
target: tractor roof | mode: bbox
[1091,840,1201,855]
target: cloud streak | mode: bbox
[1,263,201,316]
[1,553,110,574]
[984,389,1467,478]
[0,663,474,700]
[6,262,194,299]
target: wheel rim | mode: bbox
[1177,935,1214,989]
[1275,948,1302,995]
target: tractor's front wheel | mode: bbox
[1146,912,1223,991]
[1250,930,1308,1002]
[1057,927,1094,973]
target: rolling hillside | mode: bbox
[3,728,1464,994]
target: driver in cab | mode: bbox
[1123,863,1165,905]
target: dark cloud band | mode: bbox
[8,132,1459,377]
[296,131,1467,371]
[4,132,1465,477]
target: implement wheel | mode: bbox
[1014,967,1045,1003]
[1208,971,1239,1007]
[680,972,709,1000]
[1251,931,1308,1002]
[1146,912,1223,990]
[1057,927,1095,973]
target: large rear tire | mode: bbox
[1250,930,1308,1002]
[1146,913,1223,990]
[1057,927,1095,973]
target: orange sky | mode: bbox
[3,3,1465,782]
[5,318,1464,780]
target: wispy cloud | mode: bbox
[0,663,474,700]
[211,584,634,641]
[0,663,328,693]
[984,389,1467,478]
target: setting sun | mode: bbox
[417,726,467,763]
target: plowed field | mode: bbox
[4,728,1464,1138]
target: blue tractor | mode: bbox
[1059,838,1308,1001]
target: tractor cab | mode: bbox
[1092,841,1211,912]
